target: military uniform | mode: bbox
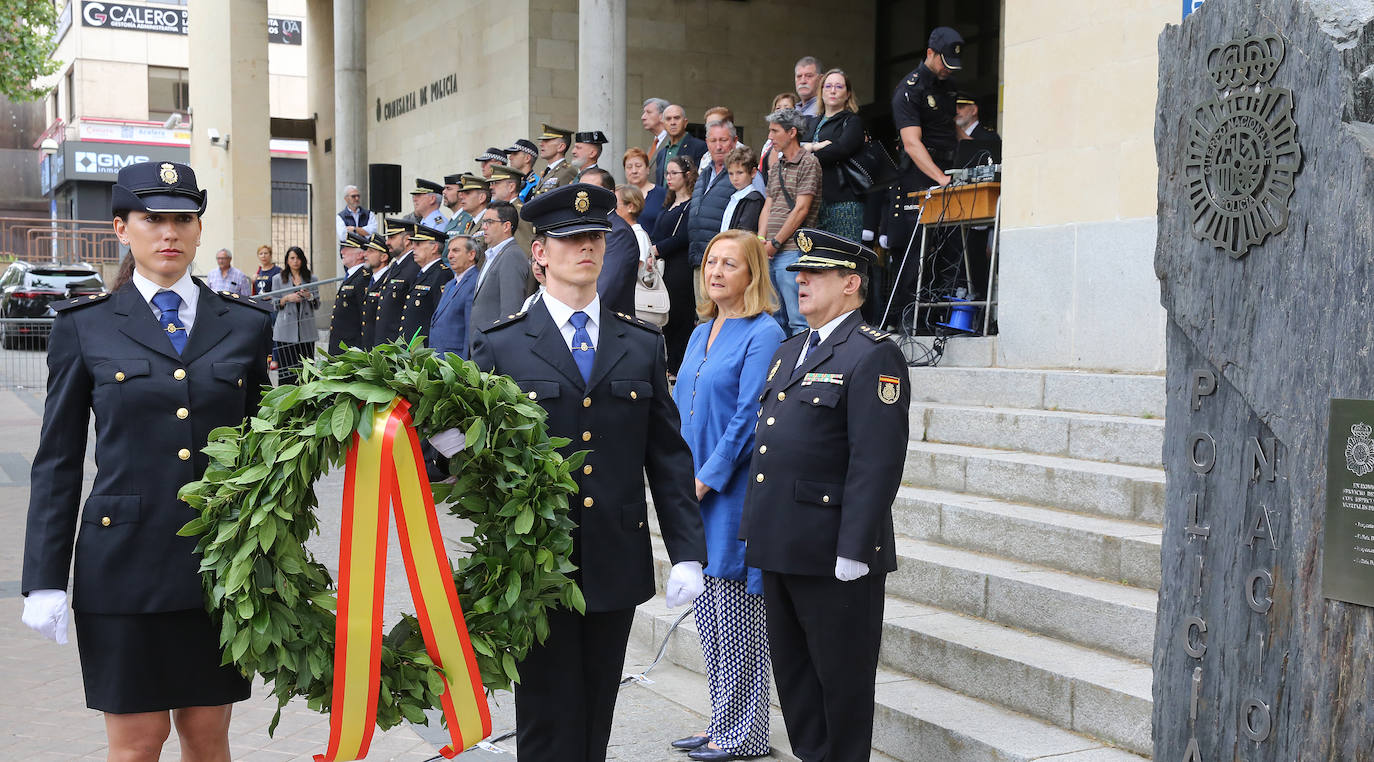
[327,232,377,354]
[531,124,577,198]
[21,161,274,713]
[369,217,421,346]
[359,265,389,350]
[408,178,448,230]
[740,230,910,762]
[397,222,453,345]
[470,184,706,762]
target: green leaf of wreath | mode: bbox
[178,340,583,734]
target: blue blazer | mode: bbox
[672,312,785,593]
[428,265,477,359]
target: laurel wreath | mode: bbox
[176,339,584,733]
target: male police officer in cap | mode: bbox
[371,217,420,345]
[397,221,453,345]
[571,130,608,181]
[532,124,578,197]
[474,146,509,179]
[359,233,392,349]
[740,228,909,762]
[505,138,541,201]
[441,173,469,237]
[466,183,707,762]
[408,178,449,229]
[327,231,374,353]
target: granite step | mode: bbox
[892,486,1162,589]
[902,440,1165,524]
[907,367,1165,419]
[910,401,1165,468]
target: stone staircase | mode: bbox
[632,366,1164,761]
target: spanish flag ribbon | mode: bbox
[316,398,491,761]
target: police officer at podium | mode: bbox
[467,183,707,762]
[740,228,909,762]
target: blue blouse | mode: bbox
[672,312,785,593]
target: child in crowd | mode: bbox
[722,146,765,233]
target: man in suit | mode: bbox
[653,104,707,187]
[397,222,453,345]
[580,168,638,316]
[532,124,578,198]
[428,234,482,358]
[642,97,670,175]
[360,233,393,349]
[740,229,910,762]
[468,183,706,762]
[371,217,419,346]
[326,231,373,353]
[468,201,536,336]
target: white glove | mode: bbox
[861,229,875,242]
[878,234,890,250]
[835,557,870,582]
[665,561,705,608]
[22,589,69,645]
[428,428,467,458]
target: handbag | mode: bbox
[840,136,901,194]
[634,258,670,327]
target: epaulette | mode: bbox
[612,310,661,333]
[478,309,529,333]
[857,323,891,342]
[51,292,110,312]
[217,290,275,312]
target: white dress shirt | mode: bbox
[132,269,199,334]
[369,264,391,284]
[793,309,856,369]
[542,291,601,353]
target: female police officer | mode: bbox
[21,161,272,760]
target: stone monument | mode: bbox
[1154,0,1374,759]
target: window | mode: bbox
[147,66,190,122]
[65,67,75,123]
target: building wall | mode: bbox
[994,0,1175,371]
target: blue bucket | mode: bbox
[935,296,979,334]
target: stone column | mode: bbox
[188,0,271,278]
[333,0,366,216]
[578,0,626,173]
[307,0,338,283]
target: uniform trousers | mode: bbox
[762,570,886,762]
[695,575,771,755]
[514,605,635,762]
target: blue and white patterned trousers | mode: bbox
[695,575,772,755]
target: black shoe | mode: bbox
[689,746,769,761]
[671,734,710,751]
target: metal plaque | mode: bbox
[1183,34,1302,258]
[1322,399,1374,607]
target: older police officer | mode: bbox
[21,161,273,760]
[469,183,708,762]
[740,228,909,762]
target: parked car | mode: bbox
[0,260,106,349]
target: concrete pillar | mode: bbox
[307,0,338,283]
[188,0,271,278]
[578,0,627,174]
[333,0,366,218]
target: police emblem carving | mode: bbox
[1346,422,1374,477]
[1182,33,1302,258]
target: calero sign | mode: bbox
[81,1,187,35]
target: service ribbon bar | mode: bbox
[317,399,491,761]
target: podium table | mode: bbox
[880,181,1001,336]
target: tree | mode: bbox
[0,0,61,102]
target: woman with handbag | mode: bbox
[649,155,698,376]
[801,68,866,241]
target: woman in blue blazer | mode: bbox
[669,230,785,761]
[21,162,272,759]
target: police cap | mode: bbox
[410,178,443,195]
[408,221,446,243]
[573,130,608,145]
[785,228,877,272]
[341,231,370,250]
[519,183,614,238]
[505,139,538,159]
[928,26,964,71]
[488,164,524,183]
[383,217,416,236]
[111,161,208,216]
[458,174,490,192]
[443,174,465,186]
[366,233,389,252]
[474,147,509,164]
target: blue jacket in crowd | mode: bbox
[428,266,477,359]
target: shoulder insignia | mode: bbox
[612,310,661,333]
[217,290,274,312]
[51,292,110,312]
[858,324,891,342]
[478,310,528,333]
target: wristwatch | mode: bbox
[768,237,782,250]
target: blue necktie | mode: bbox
[151,290,187,354]
[800,330,820,363]
[569,311,594,384]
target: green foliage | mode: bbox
[179,338,583,735]
[0,1,62,102]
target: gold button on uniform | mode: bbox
[638,521,645,528]
[173,368,186,380]
[583,465,593,475]
[822,495,830,503]
[528,391,538,400]
[178,448,191,460]
[582,431,592,441]
[766,417,775,425]
[583,497,594,507]
[777,392,786,401]
[101,516,111,526]
[813,397,821,404]
[176,407,189,419]
[630,390,638,400]
[114,371,126,382]
[237,379,243,387]
[583,397,592,408]
[759,445,767,454]
[756,473,765,483]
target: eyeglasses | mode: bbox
[665,170,683,176]
[823,83,846,91]
[479,218,499,226]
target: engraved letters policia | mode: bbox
[1182,34,1302,258]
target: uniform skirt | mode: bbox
[73,608,252,713]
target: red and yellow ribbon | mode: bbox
[316,399,491,761]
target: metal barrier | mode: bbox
[0,216,122,265]
[0,319,54,390]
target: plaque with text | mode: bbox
[1322,398,1374,607]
